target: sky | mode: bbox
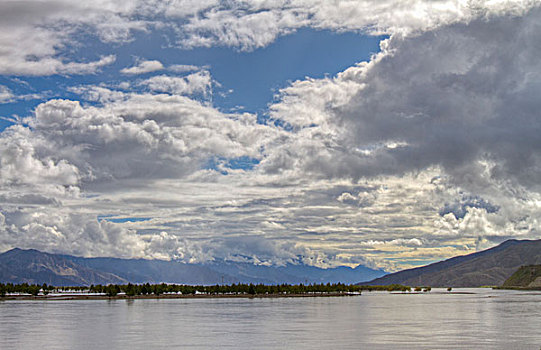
[1,0,540,272]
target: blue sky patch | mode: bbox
[98,215,152,223]
[0,28,383,132]
[205,156,261,173]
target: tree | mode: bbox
[248,284,256,295]
[125,283,136,297]
[42,283,49,295]
[29,285,40,296]
[105,285,119,297]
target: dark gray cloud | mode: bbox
[346,10,541,190]
[440,195,499,219]
[270,8,541,194]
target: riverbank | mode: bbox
[492,286,541,291]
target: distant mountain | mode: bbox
[0,248,386,286]
[66,256,237,285]
[502,265,541,288]
[0,248,127,286]
[360,239,541,287]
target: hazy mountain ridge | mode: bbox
[0,248,386,286]
[205,260,385,285]
[0,248,127,286]
[361,239,541,287]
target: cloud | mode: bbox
[267,8,541,193]
[168,64,201,73]
[121,60,165,75]
[0,1,537,75]
[439,195,499,220]
[0,124,80,190]
[0,88,284,263]
[0,50,116,76]
[19,91,272,186]
[0,206,147,259]
[172,0,536,50]
[0,85,47,105]
[139,71,212,96]
[0,86,15,103]
[0,1,138,76]
[253,8,541,266]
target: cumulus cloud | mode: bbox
[139,71,212,96]
[0,207,147,259]
[23,93,272,186]
[0,1,138,76]
[0,85,275,201]
[267,8,541,192]
[121,60,165,75]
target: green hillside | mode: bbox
[502,265,541,289]
[361,239,541,287]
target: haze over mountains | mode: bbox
[362,239,541,287]
[0,248,385,286]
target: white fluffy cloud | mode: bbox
[1,0,537,75]
[0,86,15,104]
[27,95,271,184]
[121,60,165,75]
[171,0,537,50]
[0,1,136,76]
[139,71,212,96]
[168,64,202,73]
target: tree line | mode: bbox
[1,282,417,297]
[90,282,380,297]
[0,283,54,296]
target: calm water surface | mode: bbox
[1,288,540,349]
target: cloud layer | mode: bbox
[0,0,536,75]
[0,1,540,270]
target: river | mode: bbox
[1,288,540,349]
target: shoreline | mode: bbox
[0,292,361,301]
[492,286,541,291]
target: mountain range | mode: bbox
[3,239,540,287]
[0,248,385,286]
[361,239,541,287]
